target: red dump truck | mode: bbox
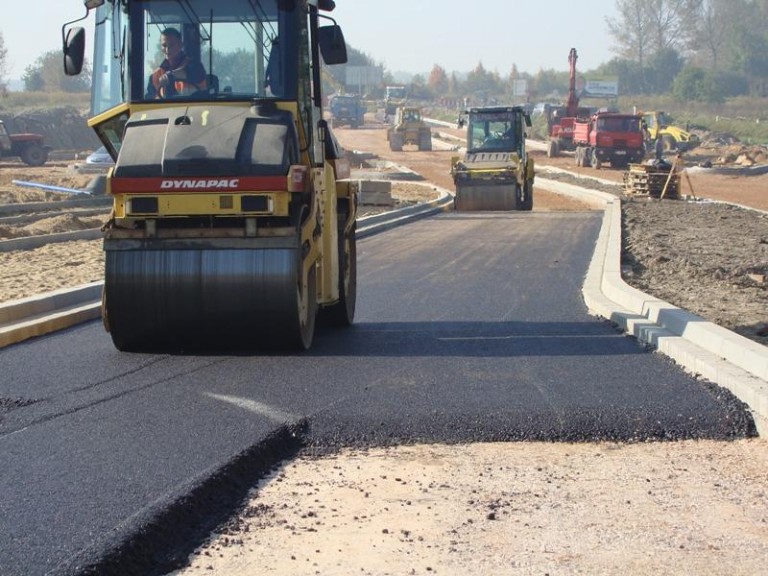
[573,112,645,169]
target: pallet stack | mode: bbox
[623,162,680,199]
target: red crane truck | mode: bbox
[573,112,646,169]
[546,48,592,158]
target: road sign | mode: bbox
[583,78,619,97]
[345,66,383,92]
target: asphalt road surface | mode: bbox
[0,212,755,575]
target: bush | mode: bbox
[673,67,723,104]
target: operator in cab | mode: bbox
[146,27,207,98]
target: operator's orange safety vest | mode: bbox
[151,56,207,98]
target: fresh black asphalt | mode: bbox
[0,211,756,575]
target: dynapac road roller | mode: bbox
[62,0,356,351]
[451,106,534,211]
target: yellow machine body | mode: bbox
[66,0,356,351]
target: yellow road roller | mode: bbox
[451,106,535,211]
[62,0,356,351]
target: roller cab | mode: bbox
[63,0,355,351]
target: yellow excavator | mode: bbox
[62,0,357,351]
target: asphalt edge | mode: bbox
[537,176,768,434]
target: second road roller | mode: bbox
[451,106,535,211]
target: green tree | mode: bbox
[672,65,722,102]
[608,0,702,92]
[593,57,646,95]
[606,0,655,75]
[646,47,683,93]
[448,72,460,96]
[23,69,44,92]
[464,61,499,98]
[210,49,256,92]
[685,0,742,70]
[427,64,448,96]
[409,73,431,99]
[0,30,8,92]
[22,50,90,92]
[530,68,568,100]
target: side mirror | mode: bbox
[524,113,532,128]
[457,116,465,129]
[63,27,85,76]
[318,25,347,65]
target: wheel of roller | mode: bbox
[319,215,357,327]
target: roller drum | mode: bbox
[454,182,521,211]
[104,243,314,351]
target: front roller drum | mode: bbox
[454,182,524,211]
[103,244,316,352]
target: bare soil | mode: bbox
[2,121,768,576]
[170,440,768,576]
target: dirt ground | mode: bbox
[2,123,768,576]
[170,440,768,576]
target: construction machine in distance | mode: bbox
[451,106,534,211]
[573,111,646,169]
[546,48,592,158]
[387,106,432,151]
[62,0,356,352]
[0,120,50,166]
[329,94,365,128]
[641,111,700,152]
[384,85,407,116]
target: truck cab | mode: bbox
[329,94,365,128]
[573,112,645,169]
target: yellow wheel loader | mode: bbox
[62,0,356,352]
[451,106,535,211]
[641,111,700,152]
[386,107,432,151]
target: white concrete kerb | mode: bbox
[537,176,768,432]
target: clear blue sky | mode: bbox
[2,1,619,80]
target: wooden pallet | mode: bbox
[623,162,680,199]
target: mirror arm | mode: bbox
[61,7,90,49]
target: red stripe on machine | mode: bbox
[111,176,287,193]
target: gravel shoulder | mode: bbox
[170,440,768,576]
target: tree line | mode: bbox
[602,0,768,101]
[330,0,768,104]
[2,0,767,102]
[0,31,91,94]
